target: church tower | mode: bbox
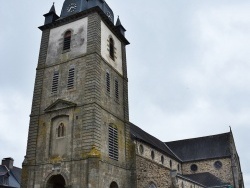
[22,1,133,187]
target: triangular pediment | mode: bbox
[44,99,77,112]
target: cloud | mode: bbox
[0,90,30,167]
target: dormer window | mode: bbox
[109,37,114,60]
[63,30,71,51]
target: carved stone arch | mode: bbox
[61,29,74,38]
[43,171,69,188]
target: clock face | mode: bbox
[67,3,77,13]
[106,11,112,21]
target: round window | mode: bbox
[151,150,155,160]
[139,144,144,154]
[214,161,222,169]
[190,164,198,172]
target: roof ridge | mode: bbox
[165,132,230,143]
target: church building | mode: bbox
[21,0,244,187]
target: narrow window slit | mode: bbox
[67,67,75,90]
[115,79,119,100]
[51,71,59,93]
[106,71,110,93]
[63,31,71,51]
[108,125,118,160]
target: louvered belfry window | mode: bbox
[67,67,75,89]
[106,71,110,93]
[51,71,59,93]
[63,30,71,51]
[115,79,119,100]
[109,37,114,59]
[108,125,118,160]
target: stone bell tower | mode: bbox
[21,1,133,187]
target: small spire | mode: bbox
[43,2,59,25]
[49,2,56,13]
[116,16,122,26]
[115,16,126,36]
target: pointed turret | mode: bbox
[115,16,126,36]
[49,2,56,13]
[43,3,59,25]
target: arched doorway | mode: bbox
[46,174,66,188]
[149,182,157,188]
[110,181,118,188]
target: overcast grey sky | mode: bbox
[0,0,249,186]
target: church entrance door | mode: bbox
[46,174,66,188]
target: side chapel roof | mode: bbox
[181,172,230,187]
[130,123,181,161]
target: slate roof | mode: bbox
[130,123,181,161]
[10,167,21,184]
[0,165,21,188]
[181,172,230,187]
[0,165,8,176]
[165,132,231,162]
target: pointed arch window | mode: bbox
[109,37,114,60]
[63,30,71,51]
[58,123,65,137]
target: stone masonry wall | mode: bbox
[182,158,233,185]
[136,155,171,188]
[135,141,182,173]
